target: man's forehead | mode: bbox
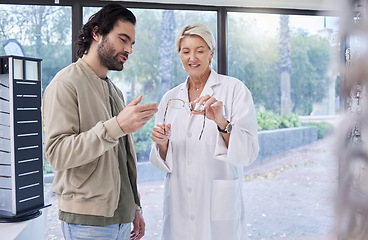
[113,20,135,38]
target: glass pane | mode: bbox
[228,12,339,116]
[83,7,217,162]
[25,60,38,81]
[0,4,72,92]
[13,59,23,79]
[228,11,339,239]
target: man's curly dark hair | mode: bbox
[75,3,136,58]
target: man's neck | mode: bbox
[81,52,108,79]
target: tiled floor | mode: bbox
[44,137,337,240]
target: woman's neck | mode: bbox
[189,69,211,91]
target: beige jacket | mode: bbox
[42,59,137,217]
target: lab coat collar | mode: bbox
[180,69,220,100]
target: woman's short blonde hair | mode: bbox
[175,23,215,52]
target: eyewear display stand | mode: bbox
[0,55,47,223]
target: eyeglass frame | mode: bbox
[163,98,206,140]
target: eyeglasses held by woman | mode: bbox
[163,98,206,140]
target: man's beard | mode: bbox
[97,36,126,71]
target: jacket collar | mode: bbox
[76,58,106,82]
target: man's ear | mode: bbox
[92,26,102,42]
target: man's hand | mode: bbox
[117,95,158,134]
[130,209,145,239]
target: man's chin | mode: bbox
[109,64,124,71]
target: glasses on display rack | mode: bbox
[163,98,206,140]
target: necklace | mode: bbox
[189,77,206,91]
[193,84,204,91]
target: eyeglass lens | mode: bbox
[165,99,206,140]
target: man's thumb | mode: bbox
[127,95,142,106]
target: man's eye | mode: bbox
[120,38,126,42]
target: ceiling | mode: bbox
[106,0,337,11]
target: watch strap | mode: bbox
[217,120,230,133]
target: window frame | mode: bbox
[0,0,337,76]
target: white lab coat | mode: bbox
[150,70,259,240]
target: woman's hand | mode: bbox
[151,123,171,160]
[193,94,227,128]
[151,123,171,146]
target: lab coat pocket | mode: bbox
[211,179,241,221]
[69,159,98,189]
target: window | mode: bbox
[0,2,342,239]
[228,12,339,117]
[228,11,339,239]
[0,4,72,93]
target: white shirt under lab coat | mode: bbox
[150,70,259,240]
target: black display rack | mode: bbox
[0,55,47,221]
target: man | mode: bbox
[42,4,157,239]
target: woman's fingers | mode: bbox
[151,123,171,145]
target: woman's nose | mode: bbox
[189,52,196,60]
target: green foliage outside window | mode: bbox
[133,118,155,162]
[257,110,301,131]
[301,121,334,139]
[257,110,333,139]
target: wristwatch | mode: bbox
[217,120,232,133]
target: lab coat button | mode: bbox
[187,187,192,193]
[190,215,195,221]
[187,132,192,138]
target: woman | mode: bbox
[150,23,259,240]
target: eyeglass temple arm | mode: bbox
[163,101,171,135]
[199,109,206,140]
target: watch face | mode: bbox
[226,123,232,133]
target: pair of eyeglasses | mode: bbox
[163,98,206,140]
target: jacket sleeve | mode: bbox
[214,81,259,167]
[42,80,125,171]
[149,94,173,173]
